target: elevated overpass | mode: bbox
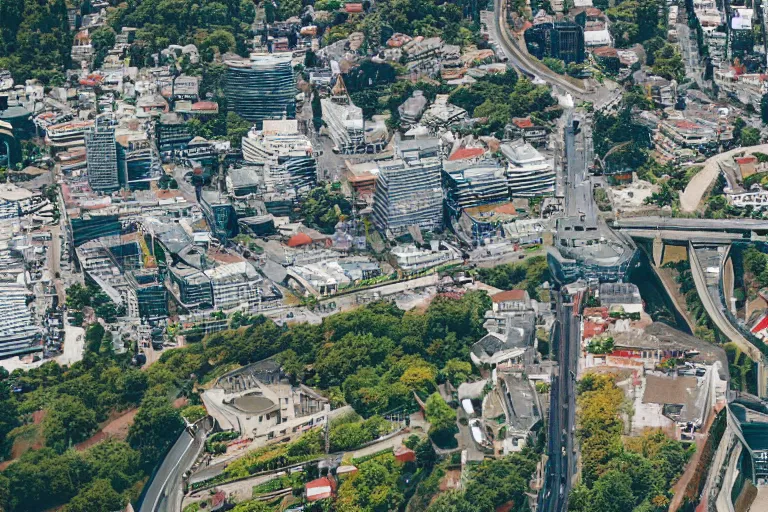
[612,216,768,234]
[688,243,768,398]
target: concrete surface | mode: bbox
[680,144,768,213]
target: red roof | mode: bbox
[512,117,534,128]
[592,46,618,58]
[674,120,700,130]
[345,3,364,12]
[393,445,416,462]
[583,321,608,339]
[583,306,608,319]
[306,477,336,502]
[735,156,757,164]
[448,147,485,161]
[491,290,527,303]
[752,315,768,334]
[287,232,313,247]
[191,101,218,111]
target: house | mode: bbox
[393,445,416,463]
[491,290,530,312]
[306,476,337,502]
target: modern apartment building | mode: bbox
[85,121,120,192]
[398,90,428,128]
[241,120,316,193]
[321,76,365,154]
[156,113,193,152]
[224,53,296,127]
[46,119,94,148]
[204,261,262,311]
[501,140,555,197]
[443,160,509,214]
[0,282,41,359]
[117,131,157,190]
[126,269,167,320]
[372,139,443,237]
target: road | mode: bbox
[491,0,588,98]
[139,419,212,512]
[542,293,578,512]
[688,243,767,398]
[679,144,768,212]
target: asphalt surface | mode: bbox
[542,293,578,512]
[491,0,588,97]
[139,420,211,512]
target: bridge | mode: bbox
[612,216,768,234]
[688,243,768,399]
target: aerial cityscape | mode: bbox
[4,0,768,511]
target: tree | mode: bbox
[225,112,251,148]
[181,405,207,423]
[426,490,475,512]
[741,126,761,147]
[304,50,319,68]
[761,94,768,124]
[642,36,666,66]
[64,479,124,512]
[232,501,271,512]
[543,57,566,74]
[441,359,472,387]
[128,393,185,467]
[652,44,684,81]
[43,395,98,452]
[300,187,353,234]
[424,393,456,446]
[84,440,142,493]
[589,470,636,512]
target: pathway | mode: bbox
[680,144,768,213]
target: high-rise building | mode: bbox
[501,140,556,197]
[242,120,316,193]
[117,130,157,191]
[224,53,296,127]
[156,113,193,153]
[372,139,443,237]
[524,21,585,64]
[85,121,120,192]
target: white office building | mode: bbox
[204,261,263,311]
[501,140,555,197]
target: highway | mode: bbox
[491,0,588,97]
[688,243,767,398]
[139,419,212,512]
[543,293,579,512]
[613,216,768,233]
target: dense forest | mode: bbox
[0,0,73,84]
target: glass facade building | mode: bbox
[85,121,120,192]
[224,54,296,127]
[372,139,444,237]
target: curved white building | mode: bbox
[501,139,555,197]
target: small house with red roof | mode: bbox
[345,3,364,13]
[506,117,547,145]
[393,445,416,463]
[735,155,758,179]
[491,290,530,313]
[286,232,313,248]
[306,476,337,502]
